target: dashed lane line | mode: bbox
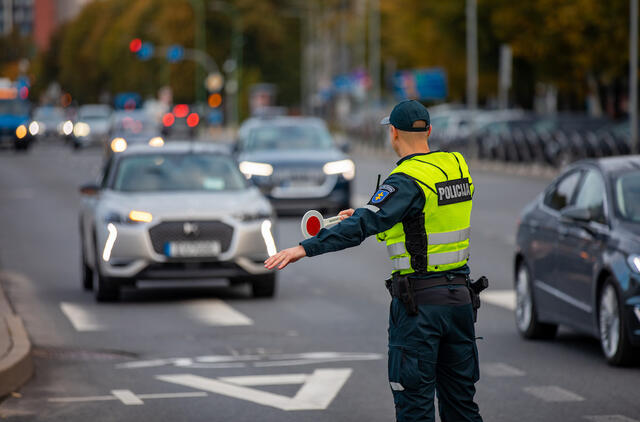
[59,302,106,331]
[480,362,525,377]
[48,391,208,404]
[523,385,585,402]
[60,299,252,332]
[183,299,253,326]
[480,289,516,311]
[584,416,640,422]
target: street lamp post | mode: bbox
[466,0,478,111]
[631,0,638,154]
[368,0,380,107]
[189,0,206,105]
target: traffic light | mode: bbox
[208,93,222,108]
[129,38,142,53]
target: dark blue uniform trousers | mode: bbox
[388,298,483,422]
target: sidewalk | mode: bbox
[0,274,33,398]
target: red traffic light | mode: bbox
[186,113,200,127]
[162,113,175,127]
[173,104,189,118]
[129,38,142,53]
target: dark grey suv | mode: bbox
[514,156,640,365]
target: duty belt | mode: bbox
[385,273,468,316]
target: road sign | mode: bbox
[166,45,184,63]
[157,368,352,411]
[393,68,447,101]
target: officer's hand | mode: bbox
[264,245,307,270]
[338,208,355,220]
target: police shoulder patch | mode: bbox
[369,184,397,205]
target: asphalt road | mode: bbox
[0,142,638,421]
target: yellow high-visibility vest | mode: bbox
[377,151,474,275]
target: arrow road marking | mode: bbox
[480,362,525,377]
[584,416,640,422]
[480,289,516,311]
[156,368,353,411]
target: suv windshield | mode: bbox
[614,170,640,223]
[244,124,333,151]
[112,153,247,192]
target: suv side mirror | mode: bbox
[560,206,591,223]
[79,183,100,196]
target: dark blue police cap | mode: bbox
[380,100,430,132]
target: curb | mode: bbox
[0,275,33,398]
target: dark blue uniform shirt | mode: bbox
[301,152,470,281]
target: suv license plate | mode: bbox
[165,241,221,257]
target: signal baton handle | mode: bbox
[301,210,342,239]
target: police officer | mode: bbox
[264,99,483,422]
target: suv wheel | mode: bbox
[515,261,557,339]
[251,273,276,298]
[598,279,637,366]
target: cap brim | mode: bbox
[380,116,390,125]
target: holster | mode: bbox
[385,273,418,316]
[468,276,489,322]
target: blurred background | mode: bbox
[0,1,639,421]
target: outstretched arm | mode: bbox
[264,174,423,270]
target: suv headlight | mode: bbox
[73,122,91,137]
[323,159,355,180]
[627,255,640,273]
[104,210,153,224]
[239,161,273,178]
[235,211,272,222]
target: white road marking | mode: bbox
[48,391,208,404]
[116,352,382,370]
[585,416,640,422]
[219,374,308,386]
[481,362,525,377]
[184,299,253,326]
[481,289,516,311]
[59,302,105,331]
[111,390,144,405]
[157,368,353,411]
[523,386,585,402]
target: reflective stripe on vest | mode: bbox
[387,242,406,257]
[427,248,470,266]
[392,257,412,271]
[428,226,470,245]
[391,247,469,270]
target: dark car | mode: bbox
[235,117,353,213]
[105,110,163,157]
[0,97,34,150]
[514,156,640,365]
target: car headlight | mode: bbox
[239,161,274,178]
[261,219,277,257]
[111,137,127,153]
[28,121,39,136]
[235,211,272,222]
[104,210,153,224]
[627,255,640,273]
[128,210,153,223]
[323,159,355,180]
[61,120,74,136]
[148,136,164,147]
[15,125,27,139]
[73,122,91,137]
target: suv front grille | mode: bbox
[148,220,234,255]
